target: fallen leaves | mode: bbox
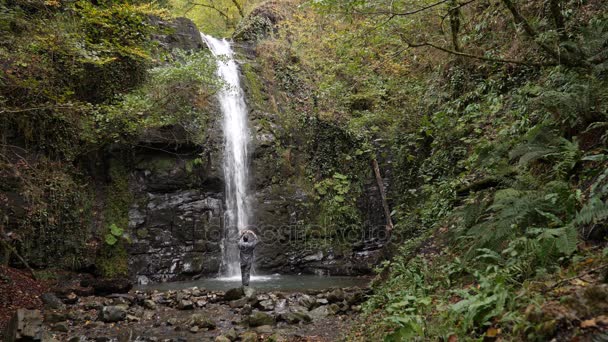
[580,316,608,329]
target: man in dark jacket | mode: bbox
[238,230,258,286]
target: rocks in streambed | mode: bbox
[41,293,66,310]
[239,331,258,342]
[277,311,311,324]
[98,305,127,322]
[247,311,275,327]
[224,287,245,301]
[143,299,157,310]
[177,299,194,310]
[4,309,43,342]
[185,313,216,330]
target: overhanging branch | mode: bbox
[406,41,553,66]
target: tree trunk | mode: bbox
[372,159,394,236]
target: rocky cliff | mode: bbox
[125,13,388,282]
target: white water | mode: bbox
[201,34,251,277]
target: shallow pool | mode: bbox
[138,274,371,292]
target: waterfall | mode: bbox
[201,34,251,277]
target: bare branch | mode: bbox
[500,0,583,67]
[406,41,553,66]
[230,0,245,18]
[187,1,231,21]
[352,0,451,17]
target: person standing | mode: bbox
[238,230,258,286]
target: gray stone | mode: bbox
[327,289,345,303]
[186,313,215,329]
[229,297,249,308]
[225,328,238,341]
[309,306,330,320]
[143,299,156,310]
[126,315,141,322]
[258,299,275,311]
[316,298,328,305]
[255,325,273,334]
[177,299,194,310]
[224,287,245,301]
[41,293,65,310]
[303,251,324,262]
[215,336,231,342]
[247,312,274,327]
[51,322,69,332]
[241,304,253,316]
[298,295,318,310]
[239,331,258,342]
[243,286,257,299]
[44,311,68,324]
[3,309,43,342]
[346,290,364,305]
[278,312,311,324]
[99,306,127,323]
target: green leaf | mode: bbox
[110,223,124,237]
[105,234,118,246]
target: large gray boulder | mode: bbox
[3,309,43,342]
[98,306,127,323]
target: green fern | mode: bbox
[509,126,580,179]
[575,197,608,225]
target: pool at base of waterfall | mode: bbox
[137,274,371,292]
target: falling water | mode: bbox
[201,34,251,277]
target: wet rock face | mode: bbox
[128,153,224,282]
[126,116,224,282]
[149,16,206,51]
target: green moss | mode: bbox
[242,62,265,110]
[136,157,175,174]
[97,159,132,278]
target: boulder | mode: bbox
[186,313,216,329]
[41,293,65,310]
[44,311,68,324]
[225,328,238,341]
[309,306,330,320]
[143,299,156,310]
[255,325,273,334]
[224,287,245,301]
[51,322,69,332]
[298,295,318,310]
[268,333,288,342]
[215,336,231,342]
[241,304,253,316]
[327,289,345,303]
[98,306,127,323]
[177,299,194,310]
[229,297,249,309]
[258,299,275,311]
[3,309,43,342]
[239,331,258,342]
[247,312,274,327]
[278,311,311,324]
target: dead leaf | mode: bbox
[581,319,597,329]
[486,327,501,337]
[448,335,458,342]
[596,315,608,326]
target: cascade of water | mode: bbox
[201,33,251,277]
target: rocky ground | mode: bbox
[2,270,369,342]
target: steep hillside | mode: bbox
[229,0,608,339]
